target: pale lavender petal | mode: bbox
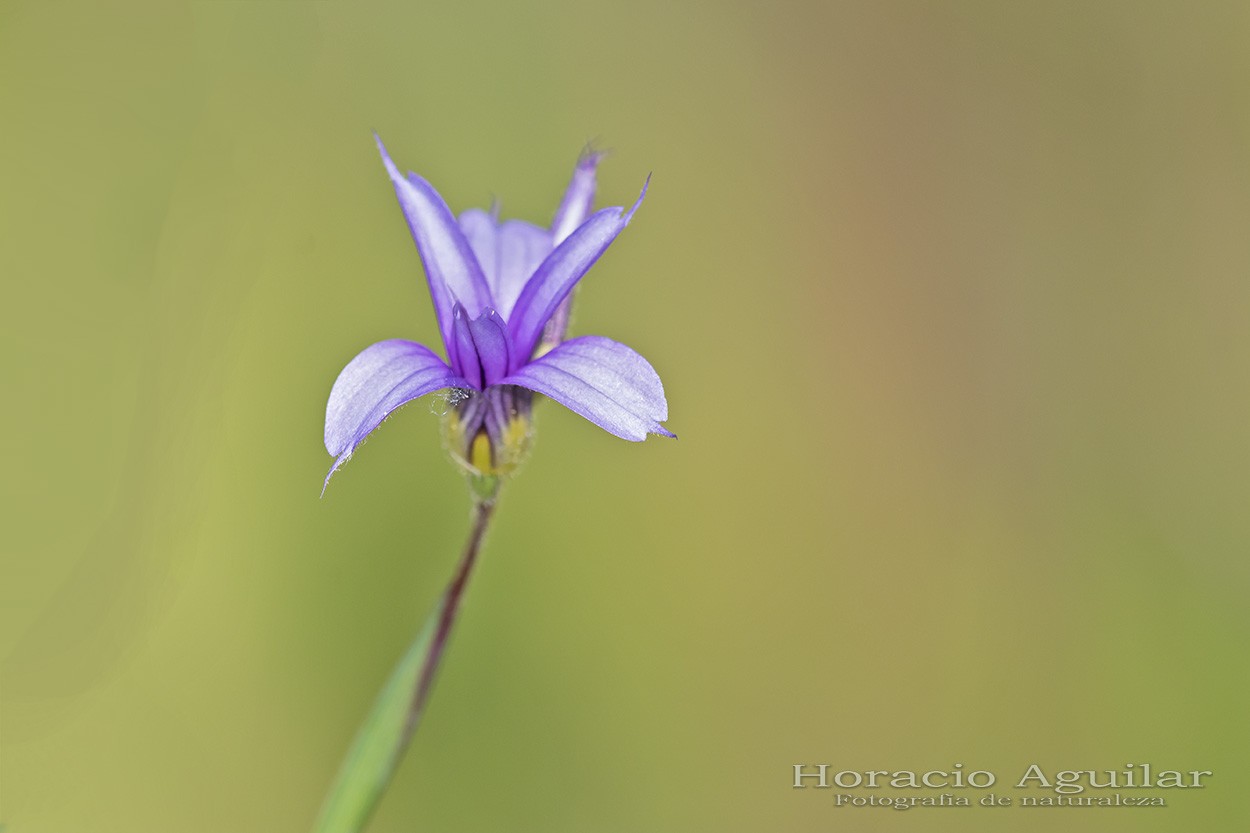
[458,209,552,319]
[501,335,673,441]
[551,148,604,245]
[376,135,494,343]
[508,179,649,361]
[324,339,470,490]
[458,209,499,286]
[495,221,554,318]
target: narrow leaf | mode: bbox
[312,500,493,833]
[312,596,446,833]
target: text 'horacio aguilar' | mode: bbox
[792,763,1211,793]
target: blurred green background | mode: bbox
[3,2,1248,831]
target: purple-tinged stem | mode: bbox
[312,497,498,833]
[404,497,496,738]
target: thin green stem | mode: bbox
[312,497,498,833]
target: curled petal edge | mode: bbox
[323,339,470,494]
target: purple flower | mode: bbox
[323,137,673,492]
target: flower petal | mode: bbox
[550,148,603,245]
[508,179,649,361]
[449,305,515,388]
[324,339,470,491]
[375,135,494,343]
[538,150,605,352]
[501,335,673,441]
[449,305,483,390]
[458,210,553,319]
[468,309,512,385]
[457,209,500,292]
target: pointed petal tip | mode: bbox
[629,424,675,441]
[625,175,650,222]
[320,452,351,497]
[374,133,404,182]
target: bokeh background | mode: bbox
[3,2,1248,831]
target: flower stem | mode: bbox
[312,497,497,833]
[406,497,495,737]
